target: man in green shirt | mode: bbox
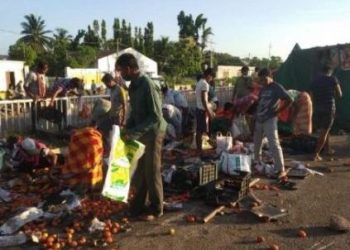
[232,65,253,101]
[115,53,167,221]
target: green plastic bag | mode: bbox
[102,126,145,203]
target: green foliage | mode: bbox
[177,11,213,53]
[153,37,171,74]
[101,20,107,48]
[113,18,120,41]
[8,41,37,66]
[19,14,51,51]
[68,45,97,68]
[9,12,283,82]
[214,52,243,66]
[144,22,154,57]
[84,25,100,48]
[165,38,201,79]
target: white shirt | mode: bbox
[195,79,209,110]
[162,103,182,133]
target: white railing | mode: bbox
[0,87,233,137]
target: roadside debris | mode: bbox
[0,207,43,235]
[0,232,27,247]
[250,204,288,222]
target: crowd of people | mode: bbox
[195,64,342,180]
[2,53,343,222]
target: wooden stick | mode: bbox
[203,205,225,223]
[249,178,260,187]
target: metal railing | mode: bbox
[0,87,233,137]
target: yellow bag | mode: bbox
[102,126,144,203]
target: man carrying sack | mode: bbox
[115,53,167,221]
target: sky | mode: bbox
[1,0,350,60]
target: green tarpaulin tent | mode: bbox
[275,43,350,131]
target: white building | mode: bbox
[97,47,158,77]
[217,65,255,79]
[0,60,27,98]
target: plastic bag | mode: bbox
[0,188,11,202]
[216,132,232,155]
[0,232,27,247]
[232,115,250,138]
[190,133,213,150]
[102,125,145,203]
[124,139,145,178]
[0,207,43,235]
[219,152,251,176]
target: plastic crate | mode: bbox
[223,172,251,202]
[198,163,219,186]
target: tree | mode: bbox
[121,19,128,48]
[9,41,37,66]
[113,18,121,41]
[53,28,72,46]
[166,37,201,78]
[153,37,170,73]
[71,29,85,50]
[194,14,206,43]
[93,20,99,37]
[177,11,195,39]
[20,14,51,51]
[214,52,243,66]
[269,56,283,69]
[136,27,144,53]
[177,12,212,53]
[84,25,100,48]
[200,25,213,52]
[133,27,139,49]
[101,19,107,47]
[144,22,154,57]
[127,23,132,47]
[68,45,97,68]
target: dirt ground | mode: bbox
[4,136,350,250]
[113,136,350,250]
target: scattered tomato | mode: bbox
[297,229,307,238]
[46,236,55,245]
[66,228,75,235]
[53,243,61,250]
[69,240,78,248]
[185,215,196,223]
[269,244,280,250]
[256,236,265,243]
[105,236,113,244]
[104,230,112,238]
[169,228,176,236]
[121,217,129,224]
[78,236,87,245]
